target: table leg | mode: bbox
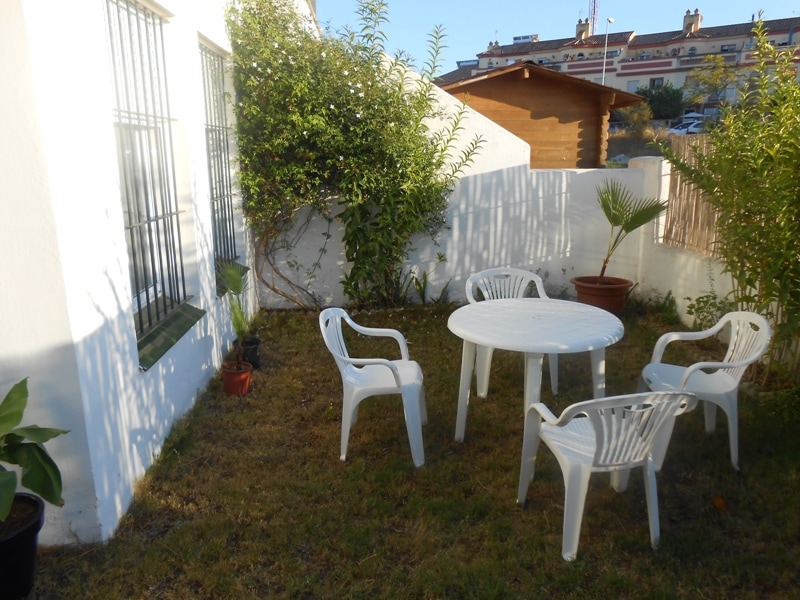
[454,340,476,442]
[589,348,607,399]
[518,352,544,501]
[523,353,545,411]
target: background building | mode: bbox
[438,10,800,118]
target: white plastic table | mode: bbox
[447,298,624,441]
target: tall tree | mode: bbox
[683,54,746,112]
[636,82,684,120]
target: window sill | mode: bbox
[137,303,206,371]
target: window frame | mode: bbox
[199,43,237,265]
[105,0,190,337]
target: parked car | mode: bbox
[666,121,704,135]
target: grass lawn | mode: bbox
[34,303,800,599]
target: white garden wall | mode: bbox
[262,85,728,323]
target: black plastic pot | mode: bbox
[235,336,262,369]
[0,493,45,599]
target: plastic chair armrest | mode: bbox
[346,320,410,360]
[675,393,699,414]
[650,324,722,363]
[345,356,403,387]
[677,357,756,389]
[527,402,560,425]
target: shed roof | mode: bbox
[438,61,643,110]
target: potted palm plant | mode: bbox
[571,179,667,314]
[0,377,68,599]
[219,262,257,396]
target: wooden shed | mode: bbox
[439,62,643,168]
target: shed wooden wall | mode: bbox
[448,73,607,169]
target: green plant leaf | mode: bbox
[0,469,17,521]
[596,179,666,279]
[6,443,64,507]
[12,426,70,445]
[0,378,28,436]
[230,298,249,343]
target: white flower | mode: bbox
[356,112,362,118]
[343,70,349,75]
[252,61,257,68]
[321,51,326,58]
[274,42,279,48]
[358,92,364,98]
[330,104,335,109]
[339,155,344,161]
[356,83,362,88]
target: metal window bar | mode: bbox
[106,0,187,335]
[200,44,237,262]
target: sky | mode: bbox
[315,1,798,74]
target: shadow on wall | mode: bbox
[261,163,653,309]
[422,165,648,302]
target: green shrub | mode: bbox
[227,0,481,308]
[661,20,800,382]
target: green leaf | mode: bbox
[12,425,70,445]
[0,468,18,520]
[0,378,28,436]
[6,443,64,507]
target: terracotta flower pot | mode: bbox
[571,276,633,315]
[222,361,253,396]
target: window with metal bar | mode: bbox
[200,44,237,264]
[105,0,188,336]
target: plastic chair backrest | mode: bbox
[718,312,771,383]
[466,267,547,303]
[319,307,352,374]
[558,392,695,469]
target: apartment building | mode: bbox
[439,9,800,116]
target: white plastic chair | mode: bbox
[319,308,427,467]
[465,267,558,396]
[640,311,771,471]
[517,391,697,561]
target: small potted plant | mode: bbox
[219,262,257,396]
[0,377,68,599]
[571,178,667,314]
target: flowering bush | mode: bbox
[227,0,481,307]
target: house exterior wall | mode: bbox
[0,0,326,545]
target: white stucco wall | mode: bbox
[262,106,725,325]
[1,0,252,545]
